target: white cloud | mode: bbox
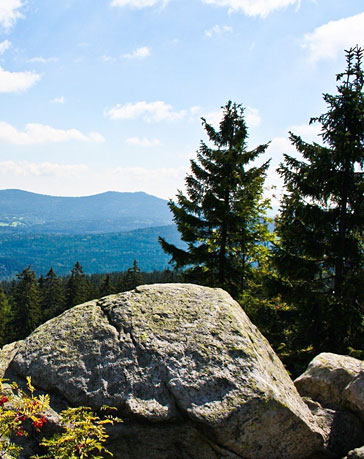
[0,161,88,177]
[0,40,11,55]
[204,106,261,128]
[105,103,260,127]
[110,0,168,8]
[264,123,323,205]
[0,163,187,199]
[189,106,201,115]
[0,122,104,145]
[289,122,322,141]
[245,107,261,127]
[0,66,41,93]
[88,132,105,142]
[205,25,232,38]
[126,136,161,147]
[122,46,151,59]
[109,165,187,198]
[50,96,65,104]
[264,137,295,206]
[27,56,59,64]
[101,55,115,62]
[0,0,23,31]
[302,12,364,62]
[105,101,186,122]
[202,0,300,17]
[268,136,295,163]
[204,110,222,126]
[267,123,322,166]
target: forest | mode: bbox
[0,261,180,346]
[0,225,182,279]
[1,47,363,378]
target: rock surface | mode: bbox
[295,353,364,410]
[294,353,364,459]
[345,446,364,458]
[343,374,364,422]
[303,398,364,458]
[1,284,326,458]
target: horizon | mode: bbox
[0,1,362,203]
[0,188,162,199]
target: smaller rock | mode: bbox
[304,398,364,458]
[295,353,364,409]
[343,374,364,422]
[344,446,364,458]
[0,341,22,378]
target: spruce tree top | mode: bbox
[159,101,271,295]
[275,46,364,354]
[281,46,364,204]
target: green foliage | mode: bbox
[0,286,10,347]
[160,101,273,297]
[37,407,118,459]
[10,267,42,340]
[66,262,91,309]
[98,274,115,298]
[272,46,364,359]
[0,378,121,459]
[0,377,50,458]
[0,225,183,279]
[119,260,143,292]
[41,268,66,321]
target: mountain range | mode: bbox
[0,189,173,234]
[0,189,181,279]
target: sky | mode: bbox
[0,0,363,205]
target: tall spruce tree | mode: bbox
[41,268,66,321]
[66,261,90,308]
[0,285,10,346]
[274,47,364,357]
[99,274,115,297]
[120,260,143,291]
[11,267,42,340]
[159,101,272,297]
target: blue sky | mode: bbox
[0,0,363,204]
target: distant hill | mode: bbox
[0,225,183,279]
[0,189,173,234]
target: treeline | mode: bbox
[0,260,180,347]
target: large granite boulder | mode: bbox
[1,284,326,458]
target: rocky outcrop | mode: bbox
[1,283,326,459]
[294,353,364,458]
